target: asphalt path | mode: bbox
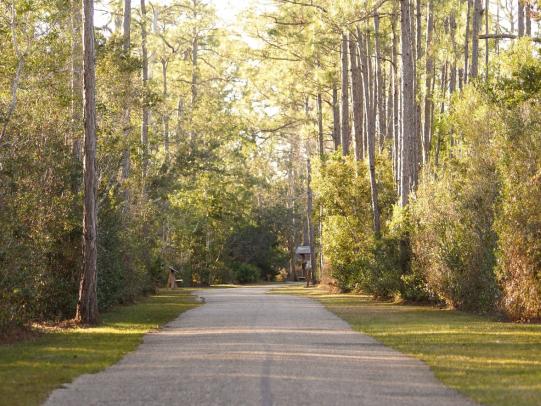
[45,286,477,406]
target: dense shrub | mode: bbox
[410,85,502,312]
[232,263,261,284]
[314,153,400,297]
[411,162,500,311]
[491,41,541,320]
[409,40,541,317]
[0,121,81,329]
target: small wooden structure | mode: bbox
[295,245,311,280]
[167,267,183,288]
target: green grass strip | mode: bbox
[0,289,199,406]
[273,286,541,406]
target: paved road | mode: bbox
[45,286,477,406]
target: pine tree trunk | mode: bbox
[71,0,83,161]
[414,0,422,176]
[422,0,434,165]
[332,83,340,151]
[373,14,387,150]
[449,12,458,93]
[470,0,483,78]
[141,0,149,179]
[162,60,169,162]
[286,153,297,282]
[76,0,98,325]
[435,62,448,167]
[359,32,381,236]
[191,32,199,106]
[464,0,472,84]
[191,1,199,108]
[340,33,350,156]
[305,158,316,286]
[400,0,417,207]
[176,97,184,142]
[123,0,131,52]
[391,6,400,188]
[121,0,131,182]
[348,32,363,162]
[485,0,489,78]
[525,2,531,36]
[317,92,324,158]
[518,0,525,37]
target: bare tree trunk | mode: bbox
[191,32,199,106]
[360,50,368,160]
[509,0,515,33]
[525,1,532,36]
[391,6,400,188]
[416,0,423,60]
[162,59,170,162]
[176,97,184,141]
[340,33,350,156]
[123,0,131,51]
[400,0,417,207]
[518,0,525,37]
[305,158,316,286]
[348,32,363,162]
[414,0,422,175]
[359,32,381,236]
[318,203,324,278]
[464,0,472,84]
[449,12,458,93]
[71,0,83,160]
[496,0,501,54]
[471,0,483,78]
[317,92,324,158]
[191,0,200,107]
[76,0,98,325]
[422,0,434,165]
[434,62,448,167]
[141,0,149,179]
[485,0,489,78]
[373,14,387,150]
[387,64,394,154]
[332,83,340,151]
[121,0,131,182]
[286,151,298,282]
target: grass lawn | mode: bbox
[273,285,541,406]
[0,289,199,406]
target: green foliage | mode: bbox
[410,84,502,312]
[225,219,287,282]
[411,160,500,311]
[231,262,261,284]
[0,0,297,333]
[408,41,541,317]
[314,153,400,297]
[491,40,541,320]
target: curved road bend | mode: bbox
[45,286,477,406]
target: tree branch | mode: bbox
[479,33,541,43]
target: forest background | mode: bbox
[1,0,540,331]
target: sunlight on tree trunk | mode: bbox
[76,0,98,325]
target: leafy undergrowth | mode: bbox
[273,285,541,406]
[0,289,198,406]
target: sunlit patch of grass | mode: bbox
[0,289,198,406]
[273,285,541,406]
